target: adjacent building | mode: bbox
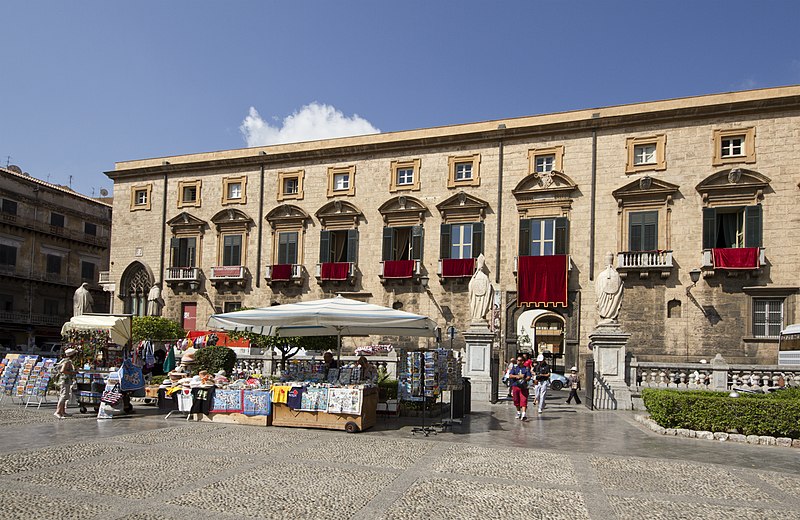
[105,86,800,368]
[0,166,112,349]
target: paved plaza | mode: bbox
[0,393,798,520]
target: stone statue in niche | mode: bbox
[595,252,624,324]
[468,254,494,325]
[73,283,94,317]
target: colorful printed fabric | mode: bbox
[300,386,329,412]
[271,385,292,404]
[243,390,271,416]
[211,389,244,413]
[327,387,362,415]
[286,386,305,409]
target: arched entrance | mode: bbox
[120,262,154,316]
[517,309,566,372]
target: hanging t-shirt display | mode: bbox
[286,386,305,410]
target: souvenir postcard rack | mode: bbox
[22,358,57,408]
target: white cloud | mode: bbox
[240,102,380,147]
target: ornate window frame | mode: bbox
[389,159,421,193]
[277,170,305,202]
[327,165,356,197]
[625,135,667,174]
[130,184,152,211]
[177,180,202,209]
[266,204,311,267]
[527,146,564,175]
[222,176,247,205]
[712,127,756,167]
[447,154,481,188]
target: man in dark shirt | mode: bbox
[508,355,532,420]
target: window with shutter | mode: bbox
[222,235,242,266]
[278,232,298,265]
[629,211,658,251]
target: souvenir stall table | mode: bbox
[60,314,135,415]
[270,359,378,433]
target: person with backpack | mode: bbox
[54,348,78,419]
[533,353,551,415]
[507,355,532,420]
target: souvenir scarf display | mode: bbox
[61,329,116,369]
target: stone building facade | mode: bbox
[106,86,800,368]
[0,166,112,349]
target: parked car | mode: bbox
[36,343,62,358]
[549,372,569,391]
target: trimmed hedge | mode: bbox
[194,345,237,377]
[642,388,800,439]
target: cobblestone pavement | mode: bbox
[0,395,798,520]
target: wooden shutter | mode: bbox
[643,211,658,251]
[382,227,394,261]
[745,205,762,248]
[187,237,196,267]
[472,222,484,258]
[555,217,569,255]
[347,229,359,263]
[319,230,331,263]
[411,225,424,261]
[287,232,298,264]
[170,237,179,267]
[440,224,451,259]
[702,208,717,249]
[629,212,643,251]
[519,219,531,256]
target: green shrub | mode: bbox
[642,388,800,438]
[378,379,398,401]
[194,345,237,376]
[132,316,185,342]
[149,375,167,386]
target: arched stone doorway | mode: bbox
[517,309,567,373]
[120,262,154,316]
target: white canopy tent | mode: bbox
[207,296,438,359]
[61,315,132,347]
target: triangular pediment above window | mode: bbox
[266,204,310,229]
[211,208,254,231]
[436,191,488,224]
[166,212,207,234]
[379,196,428,226]
[612,177,680,206]
[316,200,363,229]
[695,168,771,206]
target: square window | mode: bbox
[0,244,16,266]
[81,261,95,282]
[535,155,556,173]
[753,298,783,338]
[84,222,97,236]
[227,182,242,200]
[50,213,65,227]
[0,294,13,312]
[43,299,59,315]
[224,302,242,313]
[454,163,473,180]
[134,189,148,206]
[333,173,350,191]
[182,185,197,203]
[284,177,299,195]
[721,136,745,158]
[1,199,17,215]
[222,234,242,266]
[46,254,61,274]
[397,168,414,186]
[633,144,657,165]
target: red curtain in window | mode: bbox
[712,248,759,269]
[441,258,476,277]
[321,262,351,280]
[382,260,415,278]
[517,255,568,307]
[271,264,293,281]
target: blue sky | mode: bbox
[2,1,799,197]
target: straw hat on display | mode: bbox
[64,348,78,357]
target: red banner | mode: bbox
[712,247,759,269]
[271,264,293,281]
[382,260,415,278]
[441,258,476,277]
[517,255,568,307]
[212,266,242,278]
[321,262,351,280]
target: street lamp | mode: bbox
[689,268,702,286]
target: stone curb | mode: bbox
[634,415,799,448]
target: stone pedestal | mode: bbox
[462,323,494,403]
[589,322,633,410]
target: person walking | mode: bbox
[566,366,582,405]
[533,354,550,414]
[503,358,515,398]
[508,355,532,420]
[54,348,78,419]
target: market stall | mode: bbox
[208,295,437,433]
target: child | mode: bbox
[566,366,582,405]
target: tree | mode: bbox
[132,316,185,342]
[194,345,237,376]
[229,331,337,371]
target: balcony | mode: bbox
[513,255,572,273]
[438,258,476,280]
[0,311,67,327]
[265,264,303,286]
[98,271,111,284]
[701,247,766,277]
[209,265,248,289]
[617,250,673,280]
[315,262,355,284]
[165,266,201,291]
[0,214,110,248]
[379,260,421,284]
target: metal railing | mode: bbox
[617,250,673,269]
[1,214,109,248]
[0,311,67,327]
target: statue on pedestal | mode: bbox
[73,283,94,317]
[468,254,494,325]
[147,284,164,316]
[595,252,623,324]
